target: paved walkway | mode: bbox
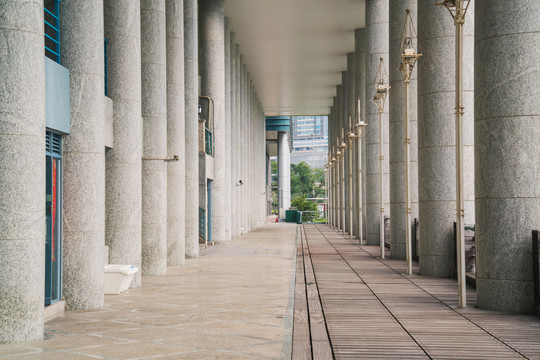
[293,224,540,360]
[0,223,298,360]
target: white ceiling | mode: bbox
[225,0,366,116]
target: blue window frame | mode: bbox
[44,0,61,63]
[45,131,62,305]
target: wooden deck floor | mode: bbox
[292,224,540,360]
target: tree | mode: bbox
[311,167,326,198]
[291,194,318,212]
[291,161,314,198]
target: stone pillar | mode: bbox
[235,45,241,237]
[330,102,335,228]
[166,0,185,265]
[184,0,199,258]
[347,53,356,236]
[141,0,167,275]
[223,18,232,241]
[242,67,248,232]
[475,0,540,313]
[200,0,229,243]
[230,34,237,239]
[417,0,474,277]
[61,0,105,309]
[341,72,348,233]
[354,28,367,241]
[389,0,418,259]
[0,0,45,343]
[278,131,291,217]
[365,0,389,246]
[335,85,342,230]
[240,62,246,233]
[248,81,254,230]
[104,0,143,285]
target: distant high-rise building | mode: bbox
[290,116,328,168]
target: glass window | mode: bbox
[44,0,60,63]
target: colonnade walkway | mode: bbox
[293,224,540,359]
[0,223,298,360]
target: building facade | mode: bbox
[290,116,329,169]
[0,0,539,345]
[0,0,266,344]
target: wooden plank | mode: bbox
[292,223,540,360]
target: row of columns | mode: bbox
[327,0,539,314]
[0,0,266,344]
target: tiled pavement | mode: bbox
[0,223,298,360]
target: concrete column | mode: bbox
[328,100,337,226]
[200,0,229,243]
[335,85,342,230]
[61,0,105,309]
[223,18,232,241]
[184,0,199,257]
[104,0,143,285]
[166,0,185,265]
[417,0,474,277]
[230,34,237,239]
[141,0,167,275]
[278,131,291,217]
[250,82,255,230]
[365,0,389,246]
[249,85,253,229]
[240,62,246,233]
[389,0,418,260]
[247,81,253,230]
[235,45,241,237]
[341,72,348,233]
[242,67,248,232]
[347,53,356,237]
[354,28,367,241]
[0,0,45,343]
[475,1,540,313]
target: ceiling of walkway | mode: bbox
[225,0,366,116]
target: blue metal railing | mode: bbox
[44,1,61,63]
[199,207,206,241]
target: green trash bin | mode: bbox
[285,210,297,223]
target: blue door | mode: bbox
[207,180,212,243]
[45,132,62,306]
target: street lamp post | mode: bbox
[347,116,357,239]
[399,9,421,276]
[323,166,328,223]
[437,0,471,309]
[373,58,390,259]
[339,131,347,235]
[325,160,329,225]
[335,142,342,232]
[355,97,368,245]
[329,149,333,227]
